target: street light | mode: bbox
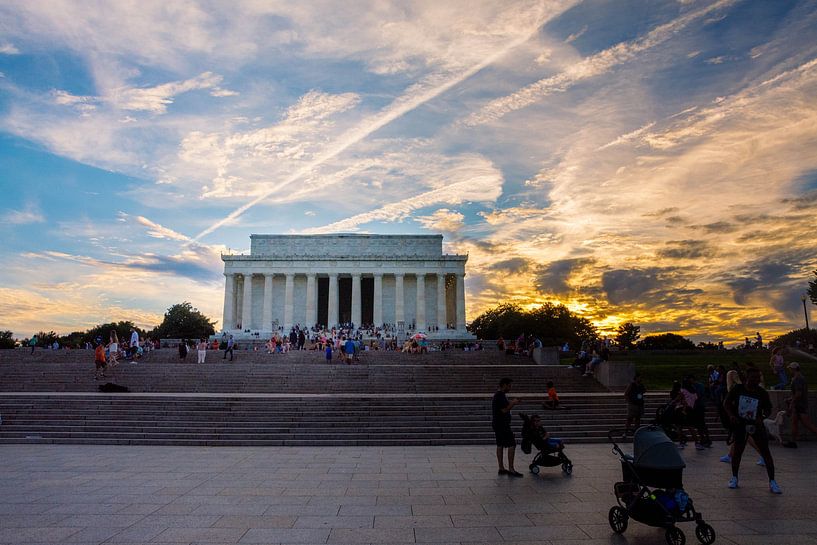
[803,294,811,332]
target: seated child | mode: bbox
[542,381,568,410]
[529,414,564,451]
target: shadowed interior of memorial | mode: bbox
[221,234,473,339]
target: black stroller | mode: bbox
[608,426,715,545]
[520,413,573,475]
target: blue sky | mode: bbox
[1,0,816,343]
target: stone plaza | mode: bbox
[0,443,814,545]
[221,235,470,338]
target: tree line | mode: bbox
[3,302,215,349]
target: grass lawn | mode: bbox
[606,349,774,391]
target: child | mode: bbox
[542,381,567,410]
[529,414,564,451]
[108,331,119,367]
[94,341,107,380]
[325,342,333,363]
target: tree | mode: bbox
[0,330,16,349]
[83,322,142,346]
[468,302,597,346]
[636,333,696,350]
[615,322,640,349]
[150,302,216,340]
[809,270,817,306]
[34,331,60,347]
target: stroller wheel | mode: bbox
[695,523,716,545]
[665,526,686,545]
[562,462,573,475]
[607,506,628,534]
[529,464,540,474]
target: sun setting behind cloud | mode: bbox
[0,0,816,343]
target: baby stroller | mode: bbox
[520,413,573,475]
[608,426,715,545]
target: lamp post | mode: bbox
[803,295,810,332]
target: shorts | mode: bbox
[492,424,516,448]
[95,360,106,369]
[731,423,768,446]
[627,403,644,419]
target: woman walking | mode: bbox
[197,338,207,364]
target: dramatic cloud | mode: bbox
[1,0,816,343]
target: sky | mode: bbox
[1,0,816,344]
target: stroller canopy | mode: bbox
[633,426,685,471]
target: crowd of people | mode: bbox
[492,349,815,497]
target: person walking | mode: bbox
[623,373,646,438]
[492,377,522,477]
[178,339,188,362]
[29,335,37,354]
[223,335,234,361]
[723,366,781,494]
[783,362,817,448]
[197,338,207,364]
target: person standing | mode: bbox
[197,338,207,364]
[783,362,817,448]
[29,335,37,355]
[94,340,107,380]
[492,377,522,477]
[223,335,234,361]
[129,329,140,359]
[178,339,188,362]
[623,373,646,438]
[723,366,781,494]
[108,331,119,367]
[770,347,787,390]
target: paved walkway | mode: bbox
[0,443,814,545]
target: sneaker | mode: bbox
[782,441,798,448]
[728,476,739,489]
[719,454,731,463]
[498,469,508,475]
[508,470,524,478]
[757,457,765,467]
[695,442,705,450]
[769,480,782,494]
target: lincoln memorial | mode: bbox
[221,234,472,338]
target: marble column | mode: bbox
[328,274,339,328]
[373,274,383,327]
[241,273,253,330]
[222,273,235,330]
[262,274,273,331]
[306,274,317,327]
[437,273,447,330]
[284,273,295,330]
[351,274,362,328]
[456,273,466,331]
[395,273,405,326]
[415,273,426,332]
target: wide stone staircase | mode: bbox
[0,349,726,446]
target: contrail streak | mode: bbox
[193,3,564,241]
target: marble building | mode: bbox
[221,234,472,338]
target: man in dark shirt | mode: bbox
[783,362,817,448]
[492,377,522,477]
[723,366,781,494]
[623,374,646,438]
